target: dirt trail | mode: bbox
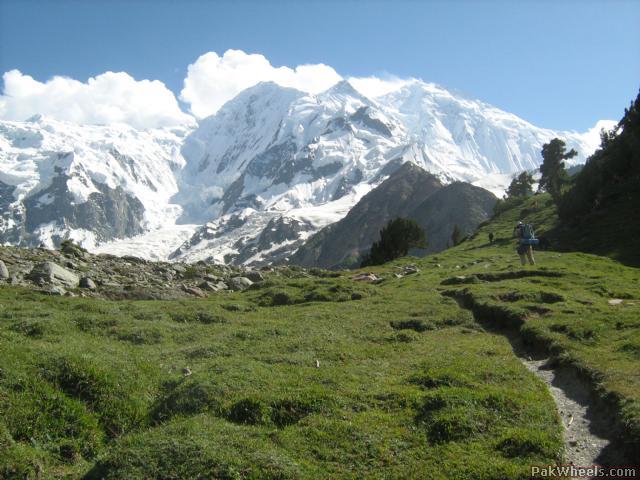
[509,337,629,468]
[442,289,634,469]
[521,355,608,466]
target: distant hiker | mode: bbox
[488,232,494,244]
[513,221,538,266]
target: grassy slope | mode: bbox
[1,193,638,479]
[443,193,640,451]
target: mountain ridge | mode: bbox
[0,80,612,264]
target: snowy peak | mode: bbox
[318,80,372,111]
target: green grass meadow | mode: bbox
[1,194,638,479]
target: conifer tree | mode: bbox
[539,138,577,203]
[361,218,427,267]
[505,171,534,198]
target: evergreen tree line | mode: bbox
[558,90,640,219]
[498,89,639,219]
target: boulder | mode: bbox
[227,276,253,291]
[182,285,207,298]
[0,260,9,279]
[352,272,379,283]
[79,277,97,290]
[199,281,228,292]
[244,270,264,282]
[28,262,79,288]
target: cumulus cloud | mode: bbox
[348,75,417,98]
[0,50,417,128]
[180,49,342,118]
[0,70,194,129]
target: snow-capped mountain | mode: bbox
[0,115,193,256]
[0,80,613,265]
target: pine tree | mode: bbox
[505,171,534,198]
[361,218,427,267]
[539,138,577,203]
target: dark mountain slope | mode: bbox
[291,163,497,269]
[290,162,443,268]
[409,182,498,253]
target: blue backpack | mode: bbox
[520,224,539,245]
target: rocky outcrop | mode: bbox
[0,244,319,300]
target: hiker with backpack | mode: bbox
[513,221,538,266]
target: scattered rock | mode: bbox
[352,272,379,283]
[199,281,228,292]
[27,262,79,288]
[48,285,67,296]
[228,276,253,291]
[608,299,624,306]
[182,285,207,298]
[402,265,420,275]
[79,277,97,289]
[182,367,192,376]
[0,260,9,279]
[121,255,147,264]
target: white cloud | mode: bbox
[180,49,342,118]
[0,70,194,129]
[0,51,417,128]
[348,75,417,98]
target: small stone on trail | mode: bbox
[182,367,192,376]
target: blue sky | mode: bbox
[1,0,639,131]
